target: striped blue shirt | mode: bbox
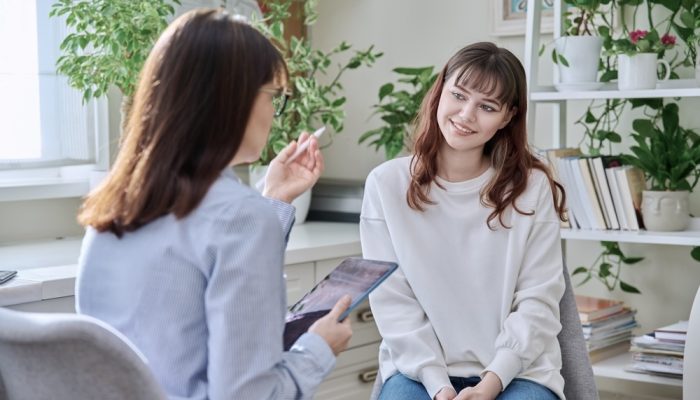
[76,168,335,400]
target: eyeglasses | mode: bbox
[259,87,292,117]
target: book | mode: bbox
[588,340,630,364]
[283,257,398,350]
[577,157,608,229]
[575,295,624,322]
[654,320,688,343]
[581,309,636,335]
[615,166,646,230]
[545,148,582,228]
[590,157,620,230]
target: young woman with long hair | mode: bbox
[76,9,351,399]
[361,42,567,400]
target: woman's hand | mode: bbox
[454,372,501,400]
[434,386,458,400]
[309,295,353,356]
[263,132,324,203]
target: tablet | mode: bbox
[283,257,398,350]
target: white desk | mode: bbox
[0,222,361,309]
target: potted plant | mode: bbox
[359,66,437,160]
[49,0,180,129]
[552,0,610,87]
[250,0,381,223]
[623,102,700,231]
[609,29,676,90]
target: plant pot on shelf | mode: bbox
[617,53,670,90]
[641,190,690,231]
[554,36,603,84]
[248,165,312,225]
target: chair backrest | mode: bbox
[369,265,599,400]
[0,308,166,400]
[683,284,700,398]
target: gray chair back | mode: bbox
[369,265,599,400]
[0,308,166,400]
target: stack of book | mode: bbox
[628,320,688,378]
[544,149,646,231]
[576,295,638,363]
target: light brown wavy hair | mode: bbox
[407,42,566,229]
[78,9,287,236]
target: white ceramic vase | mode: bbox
[641,190,690,231]
[554,36,603,84]
[248,165,312,225]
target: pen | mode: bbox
[285,126,326,165]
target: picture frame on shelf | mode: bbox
[492,0,554,37]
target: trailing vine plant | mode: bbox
[573,241,644,293]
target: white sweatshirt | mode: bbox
[361,157,565,399]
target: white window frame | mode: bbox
[0,1,111,202]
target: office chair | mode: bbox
[0,308,166,400]
[684,284,700,399]
[369,265,599,400]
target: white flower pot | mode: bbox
[641,190,690,231]
[248,165,312,225]
[617,54,670,91]
[554,36,603,84]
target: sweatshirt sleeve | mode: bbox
[484,176,565,390]
[361,171,452,399]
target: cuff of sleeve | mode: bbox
[265,198,295,239]
[483,348,522,391]
[290,332,336,376]
[419,366,452,400]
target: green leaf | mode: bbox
[393,67,432,76]
[557,54,570,67]
[619,281,641,294]
[572,266,589,275]
[691,247,700,262]
[622,256,644,264]
[379,83,394,101]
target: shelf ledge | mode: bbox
[531,79,700,102]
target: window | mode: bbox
[0,0,107,172]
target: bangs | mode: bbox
[452,61,518,108]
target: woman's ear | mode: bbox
[499,106,517,129]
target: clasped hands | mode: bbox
[434,372,502,400]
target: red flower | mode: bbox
[629,30,648,44]
[661,34,676,46]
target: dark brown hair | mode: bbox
[407,42,566,228]
[78,9,287,236]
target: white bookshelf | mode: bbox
[523,0,696,394]
[561,218,700,246]
[531,79,700,102]
[593,352,682,388]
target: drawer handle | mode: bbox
[358,309,374,323]
[358,368,379,383]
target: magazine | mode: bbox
[283,257,398,350]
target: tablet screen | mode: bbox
[283,257,397,350]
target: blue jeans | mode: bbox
[378,373,559,400]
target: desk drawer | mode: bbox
[345,300,380,349]
[285,262,314,306]
[315,341,380,400]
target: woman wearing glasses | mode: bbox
[75,9,352,400]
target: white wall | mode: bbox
[311,0,536,181]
